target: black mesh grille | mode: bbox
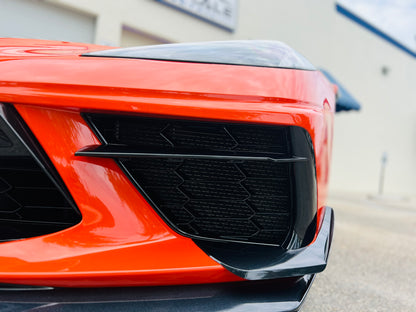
[89,115,290,155]
[120,158,291,244]
[0,107,81,241]
[85,114,308,245]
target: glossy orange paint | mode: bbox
[0,39,335,287]
[0,106,242,287]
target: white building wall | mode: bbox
[2,0,415,196]
[327,12,416,197]
[0,0,95,43]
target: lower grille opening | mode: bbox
[82,113,316,247]
[0,105,81,241]
[0,157,80,241]
[120,158,292,245]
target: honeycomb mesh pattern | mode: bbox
[1,108,81,241]
[89,115,290,155]
[0,157,81,240]
[87,114,295,245]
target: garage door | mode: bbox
[0,0,95,43]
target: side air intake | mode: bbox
[0,104,81,241]
[79,114,316,247]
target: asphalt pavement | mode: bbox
[302,193,416,311]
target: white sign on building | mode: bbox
[157,0,238,31]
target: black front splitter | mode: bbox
[0,275,314,312]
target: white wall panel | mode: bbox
[0,0,95,43]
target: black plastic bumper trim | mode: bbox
[76,144,308,163]
[0,275,314,312]
[195,206,334,280]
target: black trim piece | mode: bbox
[0,103,82,241]
[76,144,308,163]
[0,284,53,291]
[286,126,317,249]
[0,275,314,312]
[195,207,334,280]
[82,40,316,71]
[0,118,29,157]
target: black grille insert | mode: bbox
[81,114,316,246]
[0,157,81,240]
[120,158,292,244]
[87,115,291,156]
[0,105,81,241]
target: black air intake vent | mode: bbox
[88,115,291,156]
[80,114,316,247]
[0,105,81,241]
[119,157,291,244]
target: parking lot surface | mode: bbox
[302,193,416,311]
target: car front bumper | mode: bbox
[0,207,333,312]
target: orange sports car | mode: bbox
[0,39,352,311]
